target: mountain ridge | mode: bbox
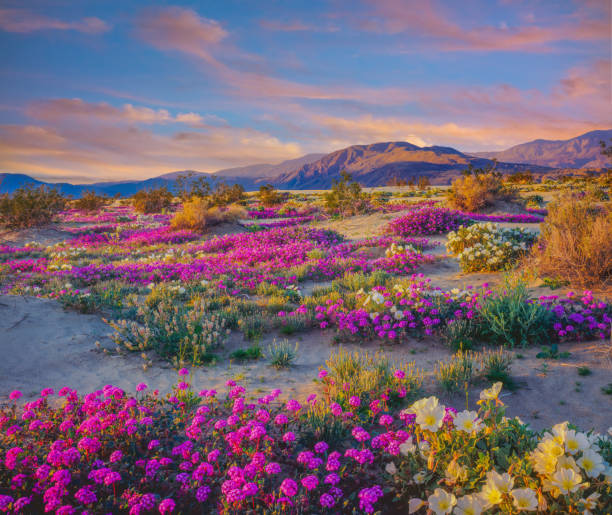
[1,130,609,196]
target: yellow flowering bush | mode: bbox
[387,383,611,514]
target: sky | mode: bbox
[0,0,610,183]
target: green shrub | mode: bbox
[323,171,370,217]
[478,277,553,347]
[230,344,263,362]
[267,339,298,369]
[0,185,66,229]
[107,298,228,367]
[479,348,515,389]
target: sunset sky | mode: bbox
[0,0,610,182]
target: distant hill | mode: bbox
[274,141,550,188]
[213,154,325,179]
[473,129,612,169]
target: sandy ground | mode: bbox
[0,225,73,247]
[2,293,611,432]
[1,210,611,433]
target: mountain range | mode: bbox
[473,129,612,169]
[1,130,609,196]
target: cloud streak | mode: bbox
[0,8,109,34]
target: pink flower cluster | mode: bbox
[0,373,437,514]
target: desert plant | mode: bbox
[321,348,422,410]
[479,348,515,388]
[434,351,476,393]
[132,187,173,214]
[323,171,370,217]
[257,183,285,207]
[531,195,612,287]
[441,318,479,351]
[230,344,263,362]
[478,277,554,347]
[447,222,537,273]
[447,171,513,212]
[0,185,66,229]
[73,190,108,212]
[171,198,245,232]
[267,339,298,368]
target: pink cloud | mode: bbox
[356,0,610,51]
[134,7,227,63]
[0,9,109,34]
[259,19,339,32]
[24,98,224,128]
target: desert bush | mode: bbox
[441,318,479,351]
[171,197,245,232]
[447,222,537,273]
[532,195,612,287]
[447,172,514,212]
[73,190,108,212]
[107,297,229,367]
[524,194,544,208]
[478,277,554,347]
[323,171,370,217]
[132,187,173,214]
[434,350,476,393]
[257,183,285,207]
[267,339,298,368]
[479,348,515,388]
[0,185,66,229]
[210,182,246,207]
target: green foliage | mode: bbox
[321,348,422,410]
[107,297,228,367]
[480,348,515,389]
[0,185,67,229]
[267,339,298,369]
[478,277,554,347]
[230,344,263,362]
[322,171,370,217]
[441,318,479,351]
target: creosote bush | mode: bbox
[73,191,108,212]
[131,187,173,214]
[532,195,612,287]
[257,184,285,207]
[0,185,67,229]
[171,198,245,233]
[323,171,370,217]
[447,172,513,212]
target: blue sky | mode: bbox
[0,0,610,182]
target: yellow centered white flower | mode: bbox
[479,382,502,401]
[550,467,582,495]
[511,488,538,511]
[454,494,486,515]
[427,488,457,515]
[453,410,483,433]
[564,429,590,455]
[577,449,605,478]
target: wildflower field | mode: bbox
[1,182,611,514]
